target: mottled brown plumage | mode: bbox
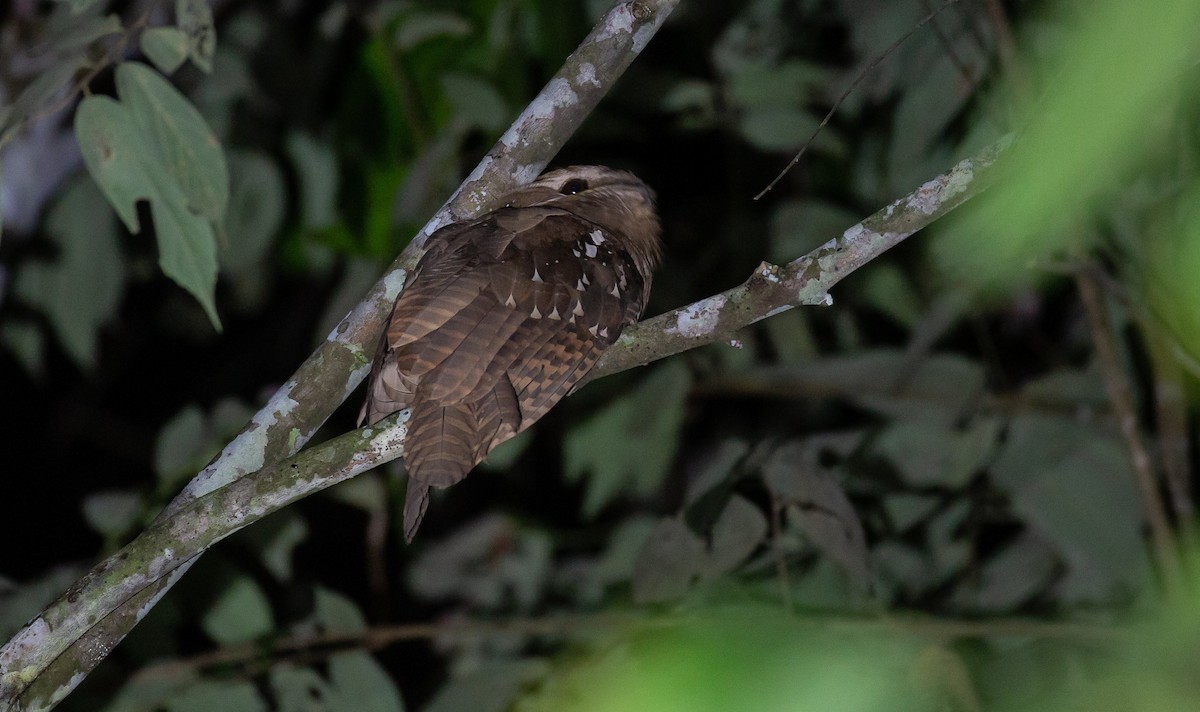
[361,166,662,540]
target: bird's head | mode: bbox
[506,165,663,276]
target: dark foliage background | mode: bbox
[3,0,1200,710]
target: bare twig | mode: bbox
[1075,266,1185,597]
[133,608,1128,684]
[754,0,961,200]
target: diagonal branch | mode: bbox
[0,133,1008,710]
[0,1,679,708]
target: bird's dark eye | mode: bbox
[560,178,589,195]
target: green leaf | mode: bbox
[442,73,509,131]
[269,665,332,712]
[81,490,143,537]
[0,54,88,138]
[0,566,86,639]
[75,64,224,328]
[166,680,267,712]
[154,405,209,485]
[873,417,1001,488]
[423,661,545,712]
[703,495,768,579]
[116,62,228,220]
[632,517,706,603]
[327,651,406,712]
[858,263,923,329]
[409,516,551,609]
[14,177,124,370]
[250,514,309,582]
[392,10,472,50]
[141,26,190,74]
[312,587,367,633]
[563,362,690,517]
[49,12,121,52]
[285,132,339,230]
[0,322,45,378]
[991,414,1153,602]
[201,575,274,644]
[764,441,870,587]
[222,150,285,273]
[176,0,217,72]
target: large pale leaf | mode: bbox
[75,68,223,327]
[115,61,228,220]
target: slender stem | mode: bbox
[1075,266,1185,597]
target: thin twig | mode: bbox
[133,608,1130,682]
[754,0,961,200]
[1075,266,1185,597]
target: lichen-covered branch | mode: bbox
[0,2,679,708]
[589,137,1011,380]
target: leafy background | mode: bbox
[3,0,1200,710]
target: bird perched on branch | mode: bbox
[360,166,663,541]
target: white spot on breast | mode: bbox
[609,284,620,297]
[581,274,590,286]
[531,305,542,318]
[572,301,585,317]
[532,268,544,283]
[585,243,598,258]
[588,324,599,336]
[575,278,586,291]
[572,249,581,257]
[599,326,609,338]
[548,305,560,319]
[589,229,605,244]
[505,294,517,308]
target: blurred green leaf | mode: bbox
[48,13,120,52]
[81,489,143,538]
[873,417,1001,488]
[858,263,923,329]
[442,73,509,131]
[409,515,551,610]
[764,441,870,587]
[222,150,285,273]
[632,517,706,604]
[992,414,1153,602]
[201,575,274,644]
[154,404,209,485]
[0,566,86,639]
[327,651,406,712]
[702,495,767,580]
[0,322,45,378]
[141,26,190,75]
[166,680,267,712]
[312,586,368,633]
[564,362,690,517]
[934,0,1200,293]
[270,665,333,712]
[286,132,340,231]
[0,53,88,139]
[177,0,217,73]
[426,660,546,712]
[392,10,472,50]
[13,177,124,370]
